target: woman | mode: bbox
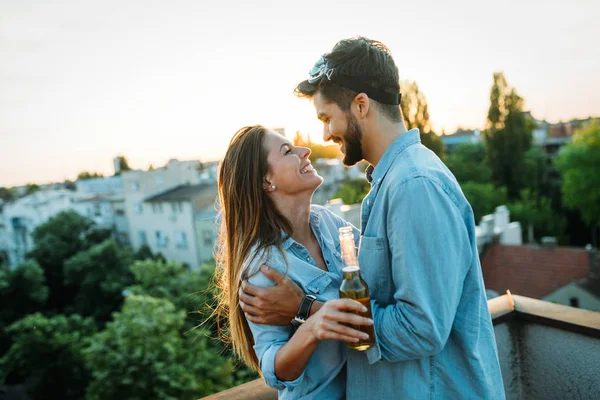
[215,125,373,399]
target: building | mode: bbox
[1,189,76,266]
[122,159,218,268]
[141,183,218,269]
[440,129,482,153]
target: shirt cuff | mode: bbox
[260,343,307,391]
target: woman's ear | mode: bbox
[263,176,276,192]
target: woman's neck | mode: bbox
[272,193,313,245]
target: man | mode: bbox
[240,37,505,399]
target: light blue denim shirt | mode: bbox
[243,205,358,400]
[348,129,505,400]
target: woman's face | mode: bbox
[263,131,323,196]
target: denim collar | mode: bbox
[365,129,420,184]
[282,209,322,249]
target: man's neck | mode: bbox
[363,120,408,167]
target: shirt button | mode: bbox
[306,256,310,262]
[326,260,330,264]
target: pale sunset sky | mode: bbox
[1,0,598,187]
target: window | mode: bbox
[115,209,125,216]
[175,232,188,249]
[155,231,168,248]
[131,181,140,192]
[178,202,184,213]
[171,203,178,214]
[94,203,101,217]
[135,202,143,215]
[138,231,147,245]
[203,230,213,246]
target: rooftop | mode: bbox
[481,243,590,299]
[202,293,600,400]
[144,183,216,203]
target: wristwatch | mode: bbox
[289,294,317,337]
[294,294,317,324]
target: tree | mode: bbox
[63,239,134,324]
[444,142,492,184]
[507,189,567,244]
[483,72,534,199]
[400,80,445,159]
[28,211,108,312]
[0,187,15,202]
[114,155,132,175]
[0,261,48,354]
[0,313,95,400]
[555,121,600,228]
[334,179,370,205]
[293,131,342,160]
[460,182,508,222]
[84,295,236,399]
[76,171,104,180]
[23,183,40,197]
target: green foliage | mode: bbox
[334,179,370,205]
[0,261,49,353]
[76,171,104,180]
[507,190,567,243]
[293,132,341,160]
[0,187,15,202]
[555,121,600,226]
[400,80,445,159]
[28,211,107,312]
[84,295,236,400]
[483,72,534,199]
[460,182,508,222]
[0,313,96,400]
[445,142,492,183]
[126,259,213,331]
[24,184,40,196]
[63,239,134,324]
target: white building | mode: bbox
[0,177,130,267]
[122,159,218,268]
[135,183,218,269]
[1,189,76,266]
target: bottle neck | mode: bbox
[342,266,361,280]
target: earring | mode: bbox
[271,185,276,190]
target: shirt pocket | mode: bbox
[358,235,390,295]
[305,272,333,296]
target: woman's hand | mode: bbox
[303,298,373,343]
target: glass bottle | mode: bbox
[338,226,376,351]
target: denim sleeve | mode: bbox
[246,263,307,390]
[372,177,472,362]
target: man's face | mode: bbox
[313,92,364,166]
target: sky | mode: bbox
[1,0,599,187]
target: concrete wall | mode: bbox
[494,321,600,399]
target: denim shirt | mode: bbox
[348,129,505,400]
[243,205,358,400]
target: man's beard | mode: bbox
[342,112,364,166]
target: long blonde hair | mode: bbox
[214,125,292,371]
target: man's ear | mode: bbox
[354,93,370,119]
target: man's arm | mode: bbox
[240,265,324,326]
[371,177,472,362]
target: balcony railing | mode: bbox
[202,293,600,400]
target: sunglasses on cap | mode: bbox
[306,56,402,106]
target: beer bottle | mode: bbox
[338,226,376,351]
